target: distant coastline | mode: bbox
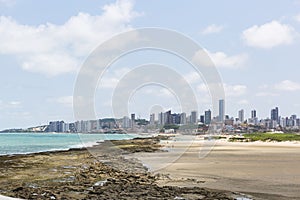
[0,129,128,134]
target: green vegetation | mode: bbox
[135,119,149,126]
[243,133,300,142]
[163,124,180,130]
[179,124,198,130]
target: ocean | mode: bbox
[0,133,138,156]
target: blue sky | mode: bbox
[1,0,300,129]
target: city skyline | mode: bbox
[12,104,299,133]
[1,0,300,130]
[3,100,300,132]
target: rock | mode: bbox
[0,136,236,200]
[12,187,23,192]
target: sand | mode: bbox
[2,134,299,199]
[131,135,300,200]
[0,136,238,200]
[0,195,22,200]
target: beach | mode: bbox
[0,136,239,200]
[132,135,300,200]
[1,135,299,199]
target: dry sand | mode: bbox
[132,135,300,200]
[0,195,22,200]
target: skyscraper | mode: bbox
[131,113,136,128]
[150,113,155,125]
[219,99,225,122]
[123,116,131,128]
[200,115,204,123]
[271,107,279,122]
[180,112,187,125]
[171,113,181,124]
[204,110,212,125]
[191,111,198,124]
[238,109,244,123]
[158,112,165,125]
[251,110,257,119]
[48,121,65,132]
[165,110,172,124]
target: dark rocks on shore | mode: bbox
[0,136,235,200]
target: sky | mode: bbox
[0,0,300,129]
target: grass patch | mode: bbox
[243,133,300,142]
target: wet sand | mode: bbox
[132,135,300,200]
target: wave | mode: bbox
[0,141,105,156]
[69,140,104,148]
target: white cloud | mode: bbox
[209,51,248,69]
[142,88,173,98]
[224,84,247,97]
[113,67,131,77]
[255,80,300,97]
[159,88,174,98]
[0,0,15,6]
[49,96,73,107]
[0,0,139,76]
[98,77,120,89]
[237,99,249,105]
[9,101,21,106]
[196,83,246,98]
[193,49,247,69]
[275,80,300,91]
[242,20,296,49]
[98,67,131,89]
[294,14,300,22]
[22,53,80,76]
[197,83,208,93]
[192,49,214,68]
[201,24,223,35]
[183,71,201,84]
[0,100,22,109]
[255,92,279,97]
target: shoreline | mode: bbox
[1,132,299,158]
[0,132,140,156]
[2,134,299,199]
[0,147,87,157]
[0,136,243,200]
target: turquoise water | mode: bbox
[0,133,138,155]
